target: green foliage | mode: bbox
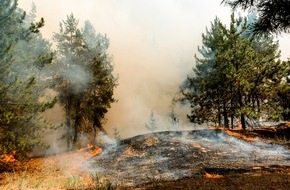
[64,173,116,190]
[64,175,82,189]
[53,15,117,148]
[89,173,116,190]
[180,13,289,129]
[0,1,55,158]
[222,0,290,34]
[270,64,290,120]
[82,20,118,142]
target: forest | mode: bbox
[0,1,118,157]
[1,0,290,189]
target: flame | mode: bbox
[78,144,102,158]
[224,129,258,142]
[1,150,17,163]
[77,144,93,152]
[205,172,223,179]
[90,147,102,157]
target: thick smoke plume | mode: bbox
[18,0,290,139]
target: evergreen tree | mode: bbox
[53,16,117,148]
[180,13,285,129]
[0,0,55,158]
[222,0,290,34]
[53,14,87,149]
[181,17,232,127]
[82,21,118,145]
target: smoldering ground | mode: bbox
[85,130,290,186]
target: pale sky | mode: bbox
[18,0,290,138]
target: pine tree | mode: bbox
[222,0,290,34]
[81,20,118,145]
[181,17,231,127]
[0,1,55,158]
[53,14,87,149]
[180,13,285,129]
[53,17,117,147]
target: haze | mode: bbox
[18,0,290,138]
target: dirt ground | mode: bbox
[135,172,290,190]
[1,125,290,190]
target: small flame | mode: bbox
[90,147,102,157]
[1,150,17,163]
[78,144,102,158]
[205,172,223,179]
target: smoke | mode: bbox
[97,132,118,146]
[89,0,233,138]
[56,61,92,94]
[17,0,290,139]
[179,130,289,160]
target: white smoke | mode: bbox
[17,0,235,139]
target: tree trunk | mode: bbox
[218,112,222,127]
[72,99,81,147]
[230,87,234,129]
[223,100,229,128]
[230,113,234,129]
[256,94,260,113]
[66,95,71,150]
[92,112,107,145]
[92,125,97,146]
[238,89,246,130]
[217,96,222,127]
[252,94,255,110]
[241,113,246,130]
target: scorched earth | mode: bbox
[85,129,290,187]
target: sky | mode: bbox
[18,0,290,138]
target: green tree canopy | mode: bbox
[222,0,290,34]
[180,13,288,129]
[0,0,55,158]
[53,14,117,149]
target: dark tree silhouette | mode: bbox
[222,0,290,34]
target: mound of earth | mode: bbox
[86,129,290,187]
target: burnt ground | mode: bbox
[136,172,290,190]
[86,129,290,188]
[1,127,290,189]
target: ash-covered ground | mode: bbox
[85,130,290,186]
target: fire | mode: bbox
[224,129,258,142]
[78,144,102,158]
[205,172,223,179]
[1,150,17,163]
[90,146,102,157]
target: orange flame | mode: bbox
[78,144,102,158]
[90,147,102,157]
[205,172,223,179]
[1,150,17,163]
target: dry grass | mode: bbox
[0,147,111,190]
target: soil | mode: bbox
[135,173,290,190]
